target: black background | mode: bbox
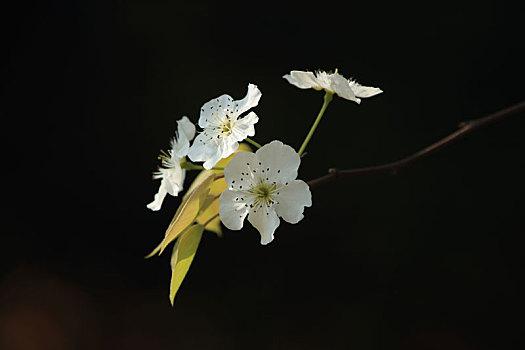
[1,0,524,349]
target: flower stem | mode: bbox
[181,161,224,171]
[298,91,333,157]
[245,137,262,149]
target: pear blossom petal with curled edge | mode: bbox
[219,140,312,245]
[147,116,196,211]
[187,84,262,169]
[283,70,382,104]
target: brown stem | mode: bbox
[307,100,525,189]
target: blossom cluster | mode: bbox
[147,69,382,303]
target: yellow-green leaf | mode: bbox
[159,173,215,254]
[204,217,222,236]
[196,196,222,236]
[144,240,163,259]
[169,224,205,305]
[184,169,215,200]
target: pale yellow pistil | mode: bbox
[248,181,278,208]
[221,120,234,135]
[204,114,235,138]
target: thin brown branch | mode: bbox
[307,100,525,189]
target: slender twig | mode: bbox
[307,100,525,189]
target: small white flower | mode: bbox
[187,84,262,169]
[147,116,196,211]
[219,140,312,245]
[283,69,382,103]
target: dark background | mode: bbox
[1,0,523,349]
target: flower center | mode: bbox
[221,120,233,135]
[248,180,277,207]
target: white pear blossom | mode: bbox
[147,116,196,211]
[187,84,262,169]
[283,70,382,104]
[219,140,312,245]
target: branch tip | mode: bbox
[307,100,525,189]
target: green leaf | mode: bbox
[158,172,215,255]
[169,224,205,305]
[144,240,162,259]
[196,196,222,236]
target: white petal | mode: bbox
[177,116,196,141]
[202,148,224,170]
[236,84,262,115]
[148,156,186,211]
[313,71,333,91]
[198,94,234,128]
[147,180,169,211]
[188,133,217,163]
[147,171,184,211]
[274,180,312,224]
[232,111,258,140]
[248,207,280,245]
[216,138,239,164]
[255,140,300,182]
[219,189,250,230]
[188,133,235,170]
[285,71,319,89]
[283,74,311,89]
[349,80,383,98]
[223,151,257,189]
[163,167,185,195]
[283,74,307,89]
[330,74,360,103]
[171,117,196,158]
[171,135,190,159]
